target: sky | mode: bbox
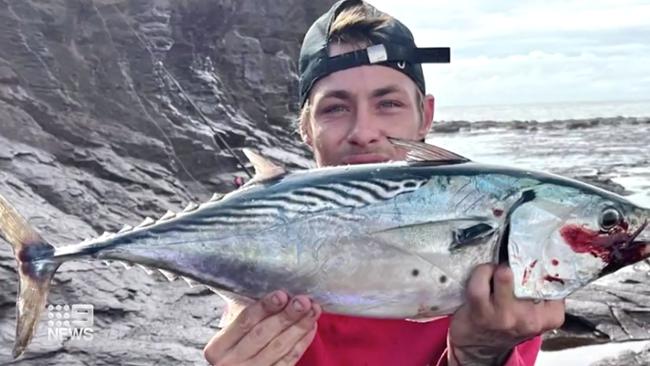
[366,0,650,107]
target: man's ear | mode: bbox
[417,94,435,140]
[299,117,313,147]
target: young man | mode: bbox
[203,1,565,365]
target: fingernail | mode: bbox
[292,298,304,312]
[271,293,282,306]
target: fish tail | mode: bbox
[0,193,60,359]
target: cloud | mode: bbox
[366,0,650,106]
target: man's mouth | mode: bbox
[341,153,390,165]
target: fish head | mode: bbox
[509,183,650,300]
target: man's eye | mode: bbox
[322,105,348,114]
[378,100,403,109]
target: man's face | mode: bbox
[302,44,435,167]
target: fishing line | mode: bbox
[84,1,210,196]
[110,3,253,180]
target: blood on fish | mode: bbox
[521,260,538,285]
[560,225,610,260]
[492,208,504,217]
[551,259,559,266]
[522,267,530,286]
[544,275,565,285]
[560,223,647,276]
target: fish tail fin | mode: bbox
[0,194,59,359]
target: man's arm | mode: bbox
[445,264,565,366]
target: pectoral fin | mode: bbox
[451,223,497,250]
[372,218,497,253]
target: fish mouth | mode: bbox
[630,220,650,248]
[598,220,650,276]
[611,220,650,261]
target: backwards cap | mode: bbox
[298,0,450,107]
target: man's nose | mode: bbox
[347,107,380,147]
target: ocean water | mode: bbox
[429,103,650,208]
[435,99,650,122]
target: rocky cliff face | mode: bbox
[0,0,333,364]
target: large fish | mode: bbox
[1,139,649,358]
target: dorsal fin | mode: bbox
[242,148,286,182]
[388,137,470,164]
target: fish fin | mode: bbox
[374,218,494,241]
[0,193,60,359]
[497,190,537,264]
[212,289,256,329]
[387,137,470,164]
[157,269,178,282]
[242,148,286,183]
[450,223,497,250]
[209,193,225,202]
[118,224,133,233]
[159,210,176,221]
[136,264,155,275]
[183,202,199,213]
[137,217,155,228]
[117,260,134,270]
[211,288,255,307]
[181,276,199,288]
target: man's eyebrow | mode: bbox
[321,90,353,100]
[371,85,406,98]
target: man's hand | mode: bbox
[203,290,321,366]
[448,264,565,366]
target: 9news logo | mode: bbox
[46,304,94,342]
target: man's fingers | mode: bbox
[226,295,315,361]
[542,299,566,330]
[252,303,322,365]
[203,290,288,364]
[492,265,515,310]
[273,323,319,366]
[465,263,496,319]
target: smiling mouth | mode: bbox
[341,153,390,164]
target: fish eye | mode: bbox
[599,207,622,230]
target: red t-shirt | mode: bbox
[298,313,541,365]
